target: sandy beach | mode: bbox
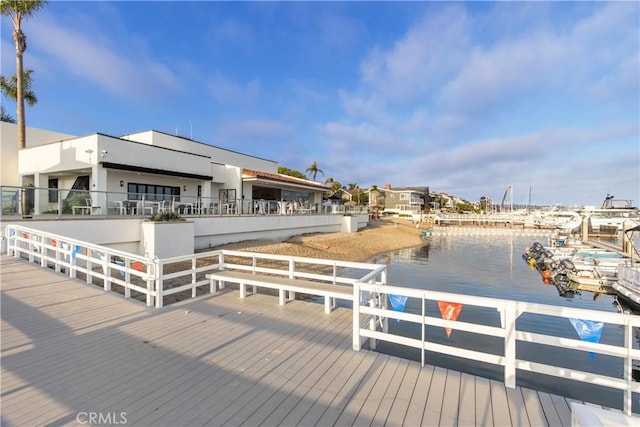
[213,217,429,262]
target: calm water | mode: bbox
[364,230,638,411]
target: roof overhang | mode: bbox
[101,162,212,181]
[242,169,329,191]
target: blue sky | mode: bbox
[1,1,638,207]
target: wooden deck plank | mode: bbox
[108,311,302,426]
[458,372,477,426]
[538,390,564,427]
[288,350,373,427]
[13,310,266,426]
[422,366,448,426]
[521,387,549,426]
[488,379,510,426]
[383,358,421,427]
[505,385,531,427]
[439,370,462,426]
[315,352,382,426]
[233,323,353,427]
[332,354,389,426]
[402,363,433,426]
[231,334,355,426]
[292,349,367,426]
[371,358,410,427]
[194,312,353,426]
[1,300,259,402]
[352,356,402,426]
[550,393,572,427]
[128,303,346,426]
[475,377,499,425]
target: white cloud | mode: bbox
[359,5,471,102]
[27,14,180,103]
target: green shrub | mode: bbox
[147,211,185,222]
[62,193,89,214]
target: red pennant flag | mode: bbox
[438,301,463,338]
[132,261,144,272]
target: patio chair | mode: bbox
[158,200,173,213]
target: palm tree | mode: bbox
[324,177,342,193]
[305,161,324,182]
[1,70,38,105]
[1,105,15,123]
[1,0,48,149]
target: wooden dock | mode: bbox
[1,255,581,426]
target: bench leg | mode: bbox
[288,291,295,301]
[324,297,331,314]
[252,285,257,295]
[279,289,285,305]
[240,282,246,299]
[209,278,217,293]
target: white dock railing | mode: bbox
[352,281,640,416]
[5,224,639,415]
[4,225,387,309]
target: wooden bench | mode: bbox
[205,270,353,313]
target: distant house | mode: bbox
[368,184,429,214]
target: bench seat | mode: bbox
[206,270,353,313]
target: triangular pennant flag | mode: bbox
[71,245,82,260]
[132,261,144,272]
[51,239,57,247]
[115,260,125,278]
[569,318,604,359]
[438,301,463,338]
[388,294,408,322]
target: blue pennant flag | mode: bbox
[569,318,604,359]
[115,260,125,277]
[71,245,82,260]
[388,294,408,321]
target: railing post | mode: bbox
[124,259,131,299]
[103,253,110,291]
[369,291,377,350]
[192,258,197,298]
[352,282,361,351]
[504,303,517,388]
[624,318,632,416]
[70,243,77,279]
[40,236,46,267]
[86,248,93,284]
[155,260,163,308]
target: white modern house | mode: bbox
[2,122,328,215]
[1,122,369,255]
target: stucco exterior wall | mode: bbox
[1,122,75,186]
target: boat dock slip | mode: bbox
[2,255,603,427]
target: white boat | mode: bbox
[578,194,640,231]
[567,268,618,288]
[613,266,640,313]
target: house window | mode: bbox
[127,183,180,201]
[400,193,408,200]
[48,178,58,202]
[219,189,236,203]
